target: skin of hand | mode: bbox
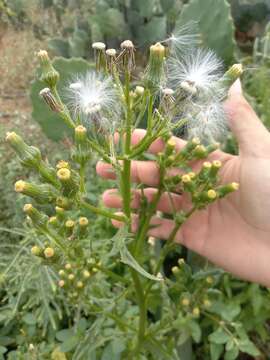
[96,80,270,287]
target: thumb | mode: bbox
[223,79,270,156]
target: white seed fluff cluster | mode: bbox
[67,71,121,131]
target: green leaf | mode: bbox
[176,0,236,63]
[220,303,241,322]
[137,16,167,46]
[22,313,36,325]
[209,328,230,344]
[56,329,74,342]
[188,320,201,343]
[224,346,239,360]
[60,335,79,353]
[238,339,260,356]
[0,347,7,355]
[210,343,223,360]
[118,236,163,281]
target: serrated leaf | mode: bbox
[111,227,163,281]
[176,0,236,63]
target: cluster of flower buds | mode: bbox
[57,262,94,299]
[160,137,239,210]
[72,125,91,166]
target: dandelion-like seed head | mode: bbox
[67,71,121,132]
[163,22,201,53]
[168,48,223,95]
[185,100,227,143]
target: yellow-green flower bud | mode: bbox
[56,197,72,210]
[57,168,79,197]
[209,160,222,178]
[58,270,65,277]
[37,50,60,88]
[55,206,65,218]
[219,63,243,90]
[172,266,179,274]
[44,247,55,258]
[56,160,70,169]
[15,180,57,204]
[181,298,190,306]
[23,203,48,230]
[180,137,200,160]
[217,182,239,198]
[206,276,214,285]
[31,245,42,256]
[65,219,75,237]
[68,274,75,281]
[48,216,59,228]
[76,281,84,289]
[83,270,91,279]
[145,42,166,87]
[178,258,185,266]
[65,263,72,270]
[193,145,207,159]
[207,189,217,200]
[165,138,176,156]
[73,125,91,165]
[192,307,200,317]
[6,132,41,168]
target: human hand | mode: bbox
[97,80,270,287]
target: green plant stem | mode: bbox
[52,86,75,129]
[81,200,126,222]
[79,163,86,193]
[94,264,130,285]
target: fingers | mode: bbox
[130,129,186,153]
[96,160,186,186]
[102,188,191,214]
[224,80,270,157]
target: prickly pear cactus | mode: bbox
[31,57,94,141]
[176,0,236,64]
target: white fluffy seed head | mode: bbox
[185,100,228,143]
[168,48,223,95]
[92,42,106,50]
[162,22,201,54]
[67,71,121,131]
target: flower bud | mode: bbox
[65,219,75,237]
[68,274,75,281]
[203,299,211,307]
[48,216,59,228]
[209,160,222,178]
[73,125,91,164]
[6,132,41,168]
[58,270,65,277]
[178,258,185,266]
[56,196,72,210]
[65,263,72,270]
[135,86,145,96]
[172,266,179,274]
[145,42,165,87]
[219,63,243,90]
[217,182,239,198]
[55,206,65,220]
[31,245,42,256]
[83,270,91,279]
[179,137,200,160]
[206,276,214,285]
[39,88,62,112]
[37,50,59,88]
[193,145,207,159]
[181,298,190,306]
[192,307,200,317]
[207,189,217,200]
[23,203,48,230]
[44,247,55,258]
[57,168,79,197]
[58,280,65,288]
[14,180,57,204]
[76,281,84,289]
